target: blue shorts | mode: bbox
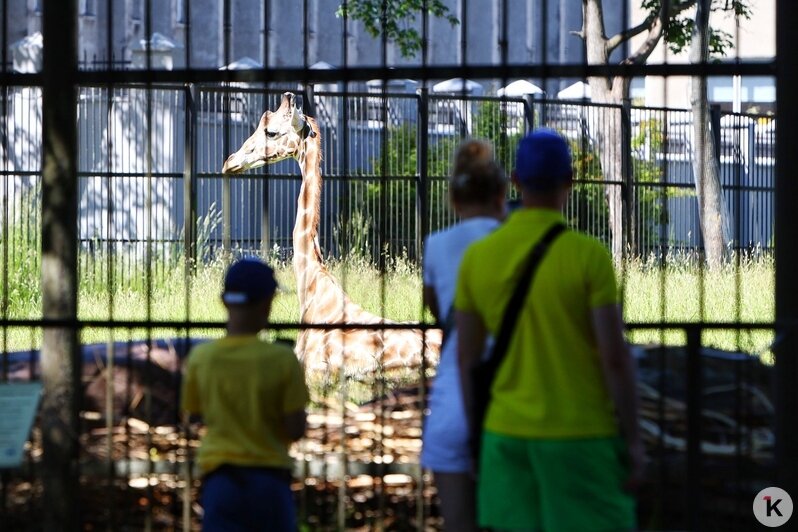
[202,465,296,531]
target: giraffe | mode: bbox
[222,92,441,374]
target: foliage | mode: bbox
[363,101,530,254]
[0,184,42,317]
[471,100,525,172]
[365,123,458,256]
[565,118,697,251]
[333,209,373,263]
[195,202,223,263]
[0,221,41,317]
[568,138,611,243]
[631,118,672,247]
[638,0,752,57]
[337,0,459,59]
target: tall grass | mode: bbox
[1,225,775,358]
[622,252,775,358]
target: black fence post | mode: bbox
[523,93,536,131]
[775,0,798,500]
[184,83,196,269]
[686,325,703,531]
[222,110,232,256]
[621,98,635,256]
[416,88,429,262]
[710,104,722,169]
[41,0,80,529]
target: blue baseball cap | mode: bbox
[222,258,278,304]
[514,128,573,191]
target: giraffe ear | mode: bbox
[301,121,316,139]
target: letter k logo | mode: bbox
[765,496,784,517]
[754,487,792,526]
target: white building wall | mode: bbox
[630,0,775,110]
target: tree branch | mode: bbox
[624,15,665,65]
[606,14,657,53]
[609,0,700,60]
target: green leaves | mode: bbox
[640,0,752,58]
[337,0,459,58]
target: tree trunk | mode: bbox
[591,95,627,262]
[690,0,731,268]
[583,0,630,262]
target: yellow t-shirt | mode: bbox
[181,335,309,474]
[455,208,619,439]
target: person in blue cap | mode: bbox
[181,257,308,532]
[455,129,644,531]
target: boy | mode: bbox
[181,258,308,531]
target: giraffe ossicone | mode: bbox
[223,92,441,374]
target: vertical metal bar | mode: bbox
[143,2,155,528]
[710,104,722,172]
[775,0,798,499]
[459,0,468,66]
[222,0,232,254]
[686,325,703,531]
[338,4,350,527]
[1,0,9,384]
[523,93,535,130]
[41,0,80,529]
[184,84,196,270]
[1,18,18,527]
[416,88,428,263]
[415,86,429,532]
[104,64,117,529]
[736,115,755,250]
[621,98,634,257]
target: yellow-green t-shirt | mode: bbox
[181,335,309,474]
[455,208,619,439]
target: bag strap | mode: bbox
[439,303,456,349]
[487,222,566,369]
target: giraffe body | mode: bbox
[223,92,441,373]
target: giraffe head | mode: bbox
[222,92,316,174]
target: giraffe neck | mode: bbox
[293,122,325,314]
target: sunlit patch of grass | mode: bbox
[2,247,777,364]
[622,252,775,356]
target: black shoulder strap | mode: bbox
[440,303,456,349]
[487,223,566,367]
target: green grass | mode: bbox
[621,252,775,359]
[1,248,776,359]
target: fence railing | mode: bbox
[1,85,776,289]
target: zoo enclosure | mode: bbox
[1,0,797,531]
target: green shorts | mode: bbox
[478,431,636,531]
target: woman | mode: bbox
[421,139,507,531]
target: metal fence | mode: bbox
[0,323,779,530]
[0,86,776,283]
[1,1,796,531]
